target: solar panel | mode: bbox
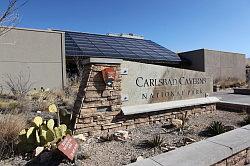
[64,31,181,63]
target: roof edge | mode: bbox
[0,26,64,35]
[179,48,245,55]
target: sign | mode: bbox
[121,61,213,106]
[58,135,79,160]
[102,67,116,87]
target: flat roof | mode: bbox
[178,48,245,55]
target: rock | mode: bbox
[39,151,53,163]
[171,119,183,128]
[73,134,86,142]
[114,130,129,141]
[76,152,85,160]
[161,146,176,152]
[162,122,175,130]
[183,137,196,143]
[34,147,44,156]
[183,137,196,145]
[224,125,237,131]
[136,156,144,161]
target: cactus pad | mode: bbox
[26,127,35,139]
[47,119,55,131]
[59,124,67,135]
[33,116,43,127]
[19,129,26,136]
[48,104,57,113]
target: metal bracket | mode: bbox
[121,94,129,101]
[121,68,128,75]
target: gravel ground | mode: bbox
[0,110,248,166]
[78,110,247,166]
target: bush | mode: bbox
[244,115,250,125]
[4,72,33,99]
[0,113,27,159]
[0,100,18,111]
[206,121,226,136]
[141,134,165,149]
[214,78,245,89]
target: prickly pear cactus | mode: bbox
[18,116,72,153]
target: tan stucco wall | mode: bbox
[204,49,246,82]
[179,49,246,83]
[0,28,66,91]
[246,58,250,67]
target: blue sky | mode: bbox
[2,0,250,57]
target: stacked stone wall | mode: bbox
[213,148,250,166]
[75,104,216,136]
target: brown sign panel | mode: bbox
[58,135,79,160]
[102,67,116,87]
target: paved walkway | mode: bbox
[212,89,250,105]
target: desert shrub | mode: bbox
[140,134,165,150]
[206,121,226,136]
[244,115,250,125]
[130,156,137,163]
[0,85,3,96]
[29,89,74,112]
[148,134,165,148]
[99,134,115,142]
[82,151,91,160]
[0,112,27,159]
[4,72,33,99]
[0,101,9,110]
[8,102,19,110]
[214,77,245,89]
[0,100,18,110]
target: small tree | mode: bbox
[0,0,27,36]
[4,71,33,98]
[73,56,84,82]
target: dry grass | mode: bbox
[0,81,77,116]
[0,100,19,111]
[29,89,75,112]
[0,112,27,159]
[214,78,245,89]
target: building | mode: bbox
[0,27,181,90]
[178,49,246,83]
[0,27,66,90]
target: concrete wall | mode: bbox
[204,49,246,82]
[178,49,205,72]
[0,27,66,91]
[121,61,213,107]
[179,49,246,83]
[246,58,250,67]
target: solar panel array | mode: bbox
[64,31,181,63]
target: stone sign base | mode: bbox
[74,104,216,136]
[72,58,215,136]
